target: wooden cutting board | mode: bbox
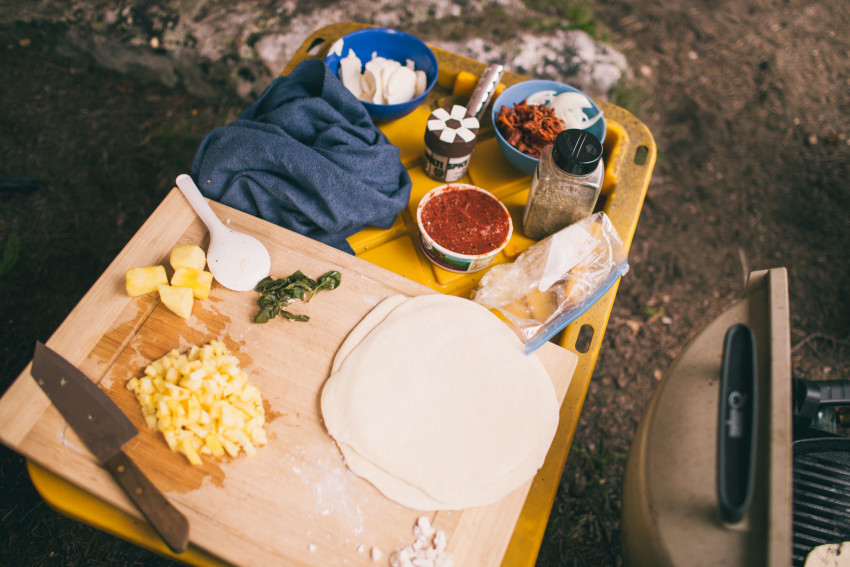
[0,188,578,566]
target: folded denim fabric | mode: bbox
[191,59,411,253]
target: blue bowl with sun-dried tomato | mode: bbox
[492,79,606,175]
[416,184,513,273]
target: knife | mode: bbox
[465,63,504,122]
[31,341,189,553]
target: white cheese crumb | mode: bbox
[308,543,317,552]
[390,516,453,567]
[357,544,366,553]
[371,546,383,561]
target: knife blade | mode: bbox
[31,341,189,553]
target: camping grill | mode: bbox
[621,268,850,567]
[792,437,850,565]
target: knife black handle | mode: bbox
[105,451,189,553]
[717,323,758,524]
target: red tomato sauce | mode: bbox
[420,187,510,255]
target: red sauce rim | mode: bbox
[417,185,512,258]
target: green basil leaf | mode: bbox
[279,310,310,322]
[253,276,276,292]
[315,271,342,292]
[252,268,341,324]
[253,307,273,324]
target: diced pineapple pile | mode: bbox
[126,340,267,465]
[125,245,213,319]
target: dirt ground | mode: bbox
[2,1,849,565]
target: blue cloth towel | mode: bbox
[190,59,412,253]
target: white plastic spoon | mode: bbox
[175,174,271,292]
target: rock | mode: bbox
[0,0,630,101]
[435,29,629,97]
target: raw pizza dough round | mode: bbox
[321,294,559,510]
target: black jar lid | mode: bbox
[552,129,603,175]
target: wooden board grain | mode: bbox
[0,188,578,566]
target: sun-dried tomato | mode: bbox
[496,100,566,158]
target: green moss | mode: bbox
[410,1,601,42]
[0,232,21,278]
[610,79,646,116]
[523,0,599,37]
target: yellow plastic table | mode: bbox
[27,22,656,566]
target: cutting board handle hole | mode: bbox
[574,324,594,354]
[305,37,326,55]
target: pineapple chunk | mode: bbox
[525,288,559,322]
[126,340,266,465]
[170,245,206,271]
[179,437,203,465]
[158,285,193,319]
[501,300,531,320]
[126,265,168,297]
[171,267,213,300]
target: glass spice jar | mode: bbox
[522,129,604,240]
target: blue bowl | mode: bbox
[325,28,438,123]
[491,79,606,175]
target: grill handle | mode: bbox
[717,323,758,524]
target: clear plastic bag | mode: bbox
[471,212,629,353]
